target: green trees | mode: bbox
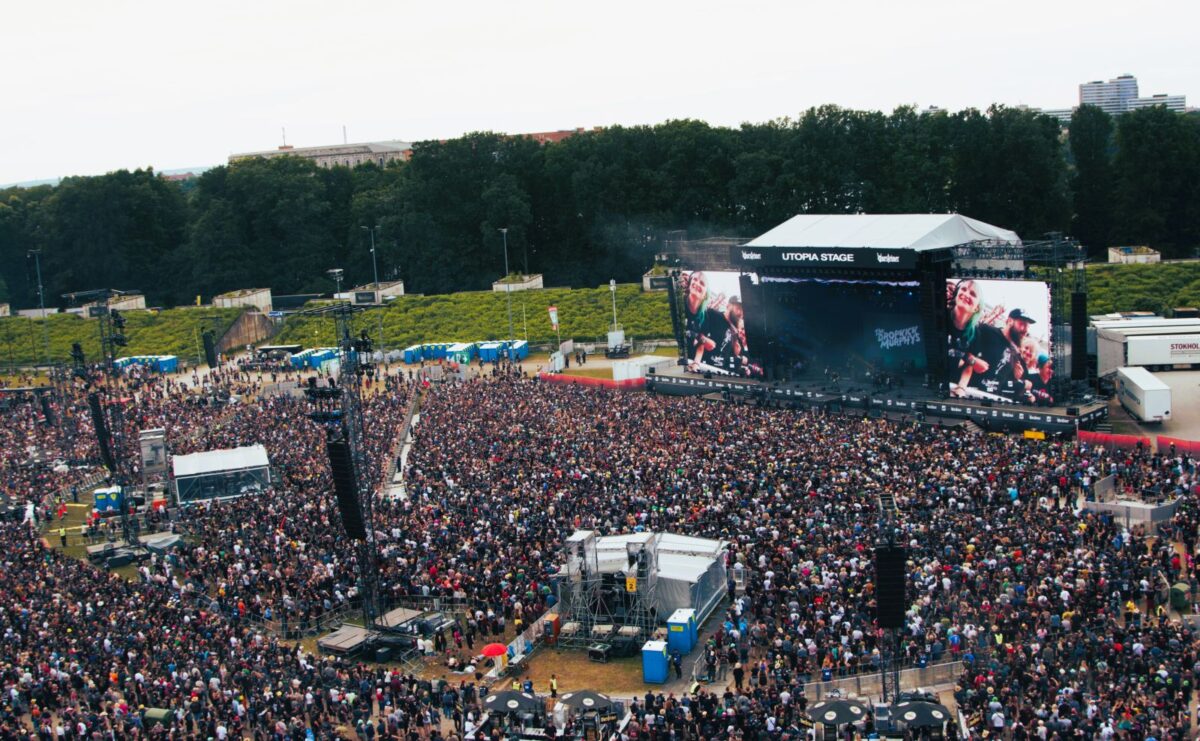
[1068,105,1115,253]
[1112,108,1200,257]
[0,106,1196,312]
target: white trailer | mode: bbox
[1095,321,1200,377]
[1115,366,1171,423]
[1126,335,1200,368]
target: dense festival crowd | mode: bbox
[1,365,1199,738]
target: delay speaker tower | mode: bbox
[326,436,366,540]
[875,545,907,629]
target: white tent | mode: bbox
[745,213,1020,252]
[583,531,729,624]
[172,444,271,504]
[172,445,270,478]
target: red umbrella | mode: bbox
[482,643,508,658]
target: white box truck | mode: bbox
[1116,366,1171,423]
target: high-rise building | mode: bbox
[1079,74,1140,115]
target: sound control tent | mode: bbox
[172,444,271,504]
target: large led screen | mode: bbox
[751,278,925,375]
[681,270,763,378]
[946,278,1053,405]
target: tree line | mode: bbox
[0,104,1196,309]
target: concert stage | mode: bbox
[658,214,1100,434]
[648,364,1107,434]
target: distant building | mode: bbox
[1080,74,1141,116]
[1040,108,1076,124]
[1030,74,1188,125]
[0,303,8,317]
[521,127,603,145]
[1125,94,1188,113]
[229,140,413,169]
[214,288,273,313]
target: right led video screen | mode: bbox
[946,278,1054,405]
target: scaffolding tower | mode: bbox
[557,531,660,650]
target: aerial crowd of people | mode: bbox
[0,360,1198,739]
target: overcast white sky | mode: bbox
[2,0,1195,184]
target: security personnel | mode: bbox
[549,674,557,698]
[59,526,67,548]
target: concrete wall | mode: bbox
[214,289,272,313]
[1108,247,1160,264]
[109,295,146,311]
[492,274,543,292]
[217,311,275,353]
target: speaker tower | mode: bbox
[326,436,366,540]
[875,545,907,629]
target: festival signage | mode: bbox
[731,245,917,270]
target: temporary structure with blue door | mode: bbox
[447,342,477,364]
[507,340,529,361]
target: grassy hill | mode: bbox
[1084,261,1200,316]
[0,307,244,369]
[3,262,1194,370]
[275,284,672,349]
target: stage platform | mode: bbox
[1082,497,1182,527]
[648,366,1106,434]
[317,624,378,656]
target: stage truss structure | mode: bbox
[557,530,660,651]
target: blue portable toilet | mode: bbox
[447,342,476,364]
[155,355,179,373]
[507,340,529,361]
[403,345,423,364]
[308,349,336,368]
[678,608,698,646]
[667,609,695,655]
[93,486,123,514]
[478,342,502,363]
[290,349,315,369]
[642,640,669,684]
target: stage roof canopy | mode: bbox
[744,214,1020,252]
[172,444,270,478]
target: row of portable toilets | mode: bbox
[288,347,340,371]
[280,341,531,372]
[115,355,179,373]
[402,340,529,365]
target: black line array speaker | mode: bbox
[202,330,218,368]
[1071,291,1088,381]
[326,437,366,540]
[875,545,908,629]
[87,392,116,473]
